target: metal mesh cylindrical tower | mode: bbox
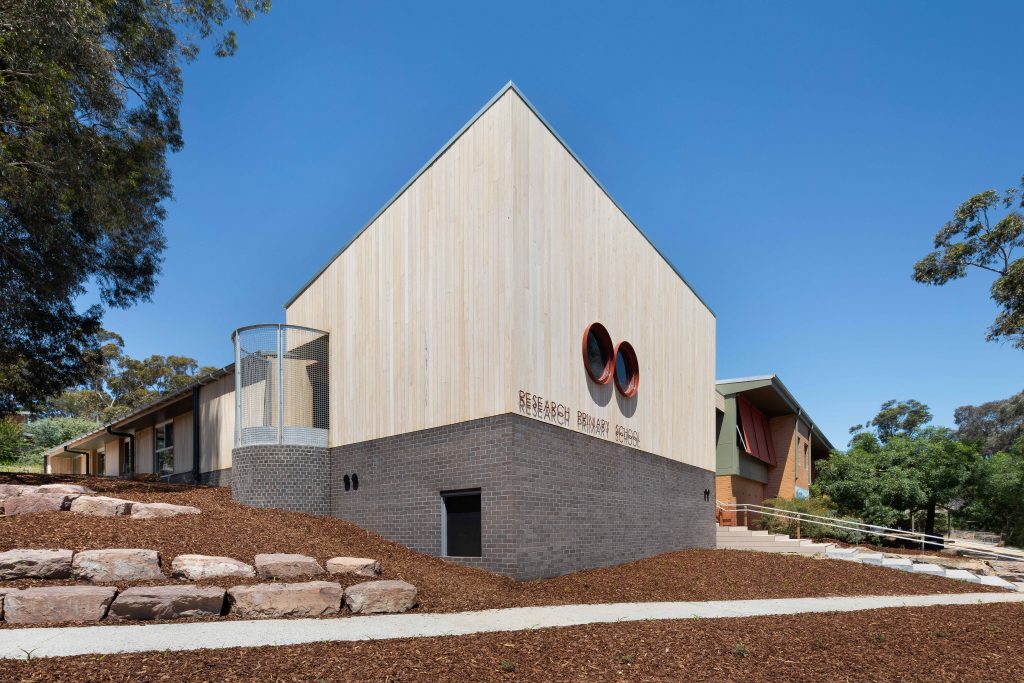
[232,324,329,448]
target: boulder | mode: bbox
[37,483,93,494]
[171,554,256,580]
[326,556,381,577]
[254,553,325,578]
[227,581,342,618]
[344,580,417,614]
[73,548,163,581]
[0,484,37,496]
[3,586,117,624]
[3,492,76,515]
[70,495,133,517]
[130,502,201,519]
[0,549,73,580]
[109,585,225,620]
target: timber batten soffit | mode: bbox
[283,81,715,316]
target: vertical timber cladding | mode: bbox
[508,89,716,471]
[284,86,716,473]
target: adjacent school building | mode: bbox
[713,374,834,523]
[46,83,720,580]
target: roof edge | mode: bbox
[716,373,835,452]
[43,365,233,458]
[284,81,715,316]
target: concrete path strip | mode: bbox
[2,592,1022,660]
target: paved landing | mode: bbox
[2,592,1022,660]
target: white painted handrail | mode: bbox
[716,501,1024,563]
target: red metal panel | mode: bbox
[737,396,775,466]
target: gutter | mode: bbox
[106,426,135,477]
[63,446,91,476]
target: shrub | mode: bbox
[759,497,866,544]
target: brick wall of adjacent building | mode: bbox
[765,414,797,500]
[330,413,715,580]
[231,444,330,516]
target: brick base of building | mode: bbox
[334,414,715,579]
[231,444,330,516]
[165,468,232,487]
[230,414,715,580]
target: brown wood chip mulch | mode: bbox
[5,602,1024,682]
[0,474,994,618]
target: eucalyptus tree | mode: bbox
[0,0,269,413]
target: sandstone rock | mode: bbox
[109,585,225,620]
[3,586,117,624]
[3,492,76,515]
[171,554,256,580]
[344,580,417,614]
[0,549,73,580]
[73,548,162,581]
[130,502,201,519]
[254,553,325,578]
[0,484,37,496]
[37,483,93,494]
[326,556,381,577]
[227,581,342,618]
[70,495,133,517]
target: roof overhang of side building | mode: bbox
[43,364,233,458]
[716,374,835,456]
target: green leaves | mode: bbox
[913,178,1024,348]
[0,0,268,413]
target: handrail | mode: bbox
[717,500,1024,563]
[717,501,949,543]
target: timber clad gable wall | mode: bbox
[286,88,716,472]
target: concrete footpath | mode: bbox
[2,592,1022,659]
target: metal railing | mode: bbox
[716,501,1024,563]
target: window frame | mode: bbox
[440,488,482,558]
[154,420,175,476]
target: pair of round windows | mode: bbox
[582,322,639,397]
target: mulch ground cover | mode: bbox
[0,474,994,623]
[6,602,1024,681]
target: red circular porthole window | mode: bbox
[614,341,639,397]
[582,322,614,384]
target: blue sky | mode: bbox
[91,1,1024,447]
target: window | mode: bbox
[613,341,639,397]
[155,421,175,476]
[442,489,481,557]
[582,323,614,384]
[97,450,105,476]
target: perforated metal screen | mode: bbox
[232,324,329,447]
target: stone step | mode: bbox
[942,569,981,583]
[977,575,1017,590]
[909,563,945,576]
[882,558,915,571]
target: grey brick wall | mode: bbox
[165,468,231,487]
[231,444,330,515]
[330,413,715,579]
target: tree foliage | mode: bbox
[0,417,22,462]
[46,330,219,423]
[964,437,1024,548]
[850,399,933,444]
[20,415,100,467]
[819,400,979,540]
[953,388,1024,456]
[0,0,268,413]
[913,179,1024,348]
